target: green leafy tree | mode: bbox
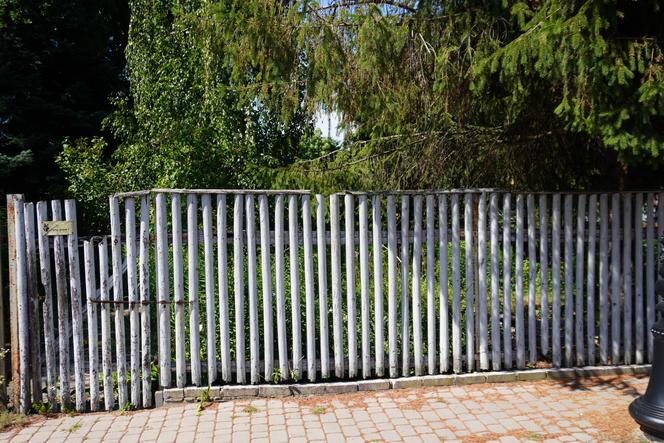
[0,0,129,197]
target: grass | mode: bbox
[311,406,326,415]
[64,422,81,433]
[0,411,26,432]
[242,405,259,415]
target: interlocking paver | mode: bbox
[0,374,652,442]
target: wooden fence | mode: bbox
[6,189,663,413]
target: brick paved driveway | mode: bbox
[0,375,652,442]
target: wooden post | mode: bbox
[7,195,19,411]
[203,194,218,383]
[289,194,302,380]
[155,193,171,388]
[125,198,141,406]
[411,195,423,376]
[246,195,259,384]
[464,193,475,372]
[259,194,273,380]
[575,195,586,366]
[526,194,537,364]
[187,194,201,386]
[316,195,329,379]
[99,239,113,410]
[611,193,621,364]
[216,195,231,382]
[623,194,633,365]
[302,195,316,381]
[109,197,128,407]
[490,194,500,370]
[539,195,549,357]
[359,195,370,378]
[36,202,56,406]
[274,195,288,381]
[586,195,597,365]
[563,194,573,367]
[171,195,186,389]
[344,194,357,378]
[551,194,561,367]
[599,194,609,365]
[477,193,488,370]
[635,193,644,364]
[387,196,398,377]
[330,194,344,378]
[451,194,462,373]
[425,195,436,375]
[515,195,525,369]
[23,203,41,405]
[83,241,100,411]
[646,193,655,362]
[11,195,29,413]
[139,196,152,407]
[232,194,245,383]
[400,196,411,376]
[503,194,513,369]
[439,195,449,373]
[372,195,384,377]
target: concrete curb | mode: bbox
[155,364,651,407]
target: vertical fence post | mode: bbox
[551,194,561,367]
[503,194,513,369]
[515,195,525,369]
[563,194,574,367]
[155,193,171,389]
[316,195,329,379]
[259,194,274,380]
[575,195,586,366]
[125,198,141,406]
[110,197,128,407]
[99,239,113,410]
[451,194,462,373]
[36,202,56,406]
[358,195,371,378]
[623,194,633,365]
[51,200,71,408]
[302,195,316,381]
[246,195,259,384]
[401,195,411,376]
[187,194,201,386]
[6,195,19,410]
[289,194,302,380]
[464,193,475,372]
[599,194,609,365]
[586,195,597,366]
[387,195,398,377]
[372,195,384,377]
[635,193,644,364]
[83,241,100,411]
[538,195,549,358]
[646,193,655,362]
[11,195,29,413]
[203,194,219,383]
[490,194,500,370]
[171,195,186,389]
[344,194,357,378]
[411,195,423,376]
[526,194,537,365]
[425,195,436,375]
[439,195,449,373]
[274,195,288,381]
[23,203,41,405]
[233,194,245,383]
[330,194,344,378]
[611,193,622,364]
[139,196,152,407]
[216,195,231,382]
[477,193,488,370]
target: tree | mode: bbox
[0,0,129,197]
[199,0,664,191]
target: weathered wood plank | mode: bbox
[586,195,597,366]
[387,195,398,377]
[401,195,411,376]
[623,194,633,365]
[330,194,344,378]
[464,193,475,372]
[646,193,655,362]
[203,194,219,383]
[563,194,573,367]
[83,241,100,411]
[634,193,644,364]
[478,193,489,370]
[13,197,29,413]
[187,195,201,386]
[171,194,186,389]
[575,195,586,366]
[611,193,621,364]
[98,240,113,410]
[551,194,561,368]
[155,193,171,388]
[515,195,525,369]
[302,196,316,381]
[316,195,330,379]
[36,202,56,406]
[274,195,289,381]
[246,195,259,384]
[23,203,41,405]
[439,195,449,373]
[527,194,536,364]
[411,195,423,376]
[372,195,384,377]
[489,194,500,370]
[125,198,141,406]
[259,194,274,380]
[599,194,609,365]
[233,194,245,383]
[139,196,152,406]
[539,194,549,356]
[425,195,436,375]
[109,197,128,406]
[289,195,302,380]
[344,194,357,378]
[452,194,462,373]
[216,195,231,382]
[359,195,371,378]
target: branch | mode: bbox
[315,0,416,14]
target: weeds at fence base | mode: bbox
[0,411,27,432]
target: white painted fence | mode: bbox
[6,189,664,413]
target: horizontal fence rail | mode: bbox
[6,189,664,413]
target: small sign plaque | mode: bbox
[42,221,73,236]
